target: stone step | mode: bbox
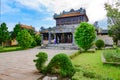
[43,76,57,80]
[44,44,79,50]
[42,76,71,80]
[47,44,73,47]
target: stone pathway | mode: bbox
[0,47,77,80]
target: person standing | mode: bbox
[54,38,56,44]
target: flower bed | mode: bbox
[102,49,120,65]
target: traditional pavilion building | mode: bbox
[40,8,88,44]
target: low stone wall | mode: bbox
[97,35,113,46]
[101,53,120,65]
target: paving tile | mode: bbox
[0,47,77,80]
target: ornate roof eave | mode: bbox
[84,14,89,22]
[54,14,84,19]
[40,26,76,34]
[54,13,89,22]
[54,7,87,19]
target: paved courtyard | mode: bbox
[0,47,77,80]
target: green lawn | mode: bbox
[0,46,23,53]
[72,50,120,80]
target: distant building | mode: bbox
[11,24,35,46]
[20,24,35,30]
[41,8,88,44]
[54,8,88,26]
[40,8,113,46]
[97,30,113,46]
[93,21,113,46]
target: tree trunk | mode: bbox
[2,42,4,47]
[116,40,118,46]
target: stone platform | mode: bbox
[42,43,79,50]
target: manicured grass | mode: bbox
[72,50,120,80]
[0,46,23,53]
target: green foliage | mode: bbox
[0,46,23,53]
[105,1,120,45]
[47,53,75,77]
[83,71,95,78]
[95,39,105,49]
[35,34,41,46]
[16,30,33,49]
[0,22,9,45]
[31,40,37,47]
[11,24,36,39]
[72,50,120,79]
[108,25,120,45]
[25,29,38,47]
[74,22,96,51]
[11,24,22,39]
[0,46,3,50]
[105,1,120,25]
[72,65,114,80]
[33,52,48,72]
[27,29,35,37]
[103,49,120,62]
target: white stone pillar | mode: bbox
[72,32,75,45]
[72,26,75,45]
[48,31,51,44]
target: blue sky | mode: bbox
[1,0,111,31]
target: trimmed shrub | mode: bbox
[74,22,96,51]
[83,71,95,78]
[33,52,48,72]
[46,53,75,77]
[16,30,33,49]
[35,34,41,46]
[31,39,37,47]
[95,39,105,49]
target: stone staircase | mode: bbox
[41,43,79,50]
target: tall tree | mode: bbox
[11,24,36,39]
[105,0,120,45]
[16,30,33,49]
[0,23,9,46]
[11,24,22,39]
[27,29,36,37]
[35,34,41,46]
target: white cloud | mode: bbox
[1,0,20,14]
[42,17,54,21]
[86,0,107,23]
[6,22,16,31]
[15,0,43,12]
[15,0,114,24]
[2,0,116,29]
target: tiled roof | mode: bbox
[54,8,87,18]
[20,24,34,30]
[57,12,82,18]
[61,12,81,17]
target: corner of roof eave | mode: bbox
[85,14,89,22]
